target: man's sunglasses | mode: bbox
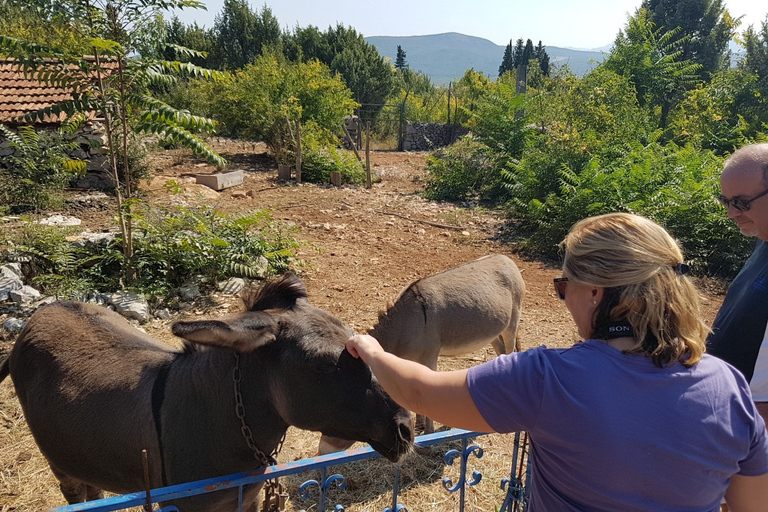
[554,277,568,300]
[717,187,768,212]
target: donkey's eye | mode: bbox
[317,363,338,375]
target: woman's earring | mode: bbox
[592,300,597,305]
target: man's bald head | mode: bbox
[723,143,768,185]
[721,143,768,241]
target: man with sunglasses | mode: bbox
[708,143,768,430]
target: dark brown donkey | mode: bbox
[0,273,413,512]
[319,254,525,454]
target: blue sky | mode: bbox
[172,0,767,50]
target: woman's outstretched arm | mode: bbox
[724,472,768,512]
[346,334,495,433]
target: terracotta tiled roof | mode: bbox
[0,58,119,124]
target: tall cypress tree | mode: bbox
[498,40,514,76]
[534,40,550,76]
[522,39,535,66]
[512,38,525,68]
[395,45,407,71]
[499,40,515,76]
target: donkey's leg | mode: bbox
[416,413,435,434]
[50,465,99,504]
[85,485,104,501]
[490,336,506,356]
[497,308,523,355]
[415,352,440,434]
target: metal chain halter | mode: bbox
[233,353,287,512]
[233,352,282,466]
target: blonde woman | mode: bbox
[347,213,768,511]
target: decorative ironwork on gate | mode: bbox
[48,429,530,512]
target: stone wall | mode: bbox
[0,121,112,189]
[0,121,108,171]
[401,122,468,151]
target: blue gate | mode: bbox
[48,429,530,512]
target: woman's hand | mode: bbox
[345,334,494,433]
[346,334,384,364]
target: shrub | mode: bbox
[0,121,86,214]
[4,204,304,300]
[510,142,751,277]
[299,122,366,185]
[423,135,504,202]
[128,204,303,298]
[6,222,106,298]
[667,70,755,155]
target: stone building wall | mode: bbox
[0,121,111,188]
[401,122,469,151]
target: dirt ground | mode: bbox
[0,138,727,511]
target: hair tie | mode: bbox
[673,262,690,275]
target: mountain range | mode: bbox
[365,32,607,85]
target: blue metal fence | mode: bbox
[48,429,530,512]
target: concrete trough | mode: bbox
[195,169,244,191]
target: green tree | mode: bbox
[534,40,550,76]
[283,24,392,119]
[395,44,407,71]
[0,0,224,284]
[203,47,358,163]
[743,16,768,76]
[667,69,756,153]
[740,16,768,134]
[155,16,215,67]
[499,39,515,77]
[525,64,578,132]
[512,37,525,68]
[209,0,281,70]
[454,68,492,123]
[522,38,535,66]
[283,24,329,62]
[513,66,651,204]
[640,0,735,78]
[331,25,393,119]
[604,9,702,130]
[501,38,549,78]
[568,67,651,152]
[0,1,91,53]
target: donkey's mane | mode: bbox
[371,280,426,332]
[242,272,308,312]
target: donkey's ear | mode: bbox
[172,312,277,352]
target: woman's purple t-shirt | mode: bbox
[467,340,768,511]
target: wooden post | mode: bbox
[330,171,342,187]
[454,93,458,125]
[295,118,302,184]
[356,117,363,148]
[397,93,408,151]
[342,124,363,161]
[447,81,451,125]
[515,65,527,120]
[365,121,372,189]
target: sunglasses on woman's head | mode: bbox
[554,277,568,300]
[717,187,768,212]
